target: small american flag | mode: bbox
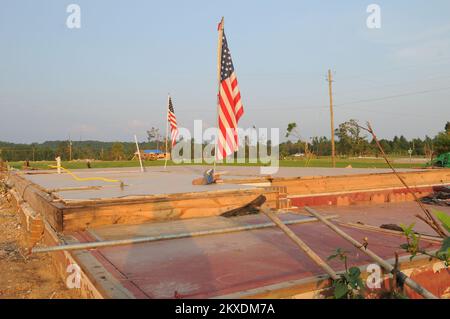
[167,96,178,147]
[217,20,244,160]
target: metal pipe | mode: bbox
[304,206,438,299]
[32,214,338,254]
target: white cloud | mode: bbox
[393,39,450,61]
[127,119,147,130]
[71,124,97,134]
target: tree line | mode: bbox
[280,120,449,158]
[0,121,448,162]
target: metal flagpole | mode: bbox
[214,17,224,168]
[164,94,170,169]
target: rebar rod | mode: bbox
[32,214,337,254]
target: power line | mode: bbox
[244,85,450,112]
[336,74,450,98]
[334,85,450,108]
[337,56,450,81]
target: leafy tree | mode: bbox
[434,131,450,155]
[285,122,301,140]
[111,142,125,160]
[56,141,69,160]
[311,136,331,156]
[285,122,307,155]
[335,119,368,156]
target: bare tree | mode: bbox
[147,127,162,150]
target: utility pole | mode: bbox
[68,138,72,161]
[327,69,336,168]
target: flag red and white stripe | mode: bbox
[216,20,244,160]
[167,96,178,147]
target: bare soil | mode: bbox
[0,188,79,299]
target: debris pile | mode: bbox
[420,187,450,206]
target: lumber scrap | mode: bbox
[260,206,339,281]
[221,194,266,217]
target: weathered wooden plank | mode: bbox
[62,190,279,231]
[8,173,64,231]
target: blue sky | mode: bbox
[1,0,450,143]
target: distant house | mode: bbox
[293,153,305,157]
[133,149,169,160]
[144,149,163,155]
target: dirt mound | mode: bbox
[0,191,79,299]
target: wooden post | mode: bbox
[304,206,438,299]
[214,17,225,167]
[134,135,145,173]
[327,69,336,168]
[261,207,339,281]
[56,156,61,174]
[164,94,170,169]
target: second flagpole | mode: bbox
[164,94,170,169]
[214,17,224,168]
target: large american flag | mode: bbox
[216,21,244,160]
[167,96,178,147]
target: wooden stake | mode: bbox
[56,156,61,174]
[327,69,336,168]
[304,206,438,299]
[364,122,447,238]
[134,135,145,173]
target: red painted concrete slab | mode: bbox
[75,219,439,299]
[306,202,450,237]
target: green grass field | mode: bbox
[7,157,424,170]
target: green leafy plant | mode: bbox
[434,210,450,233]
[399,223,421,260]
[400,212,450,266]
[434,210,450,266]
[327,248,365,299]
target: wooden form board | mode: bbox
[7,172,64,232]
[7,172,279,232]
[270,169,450,195]
[7,169,448,233]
